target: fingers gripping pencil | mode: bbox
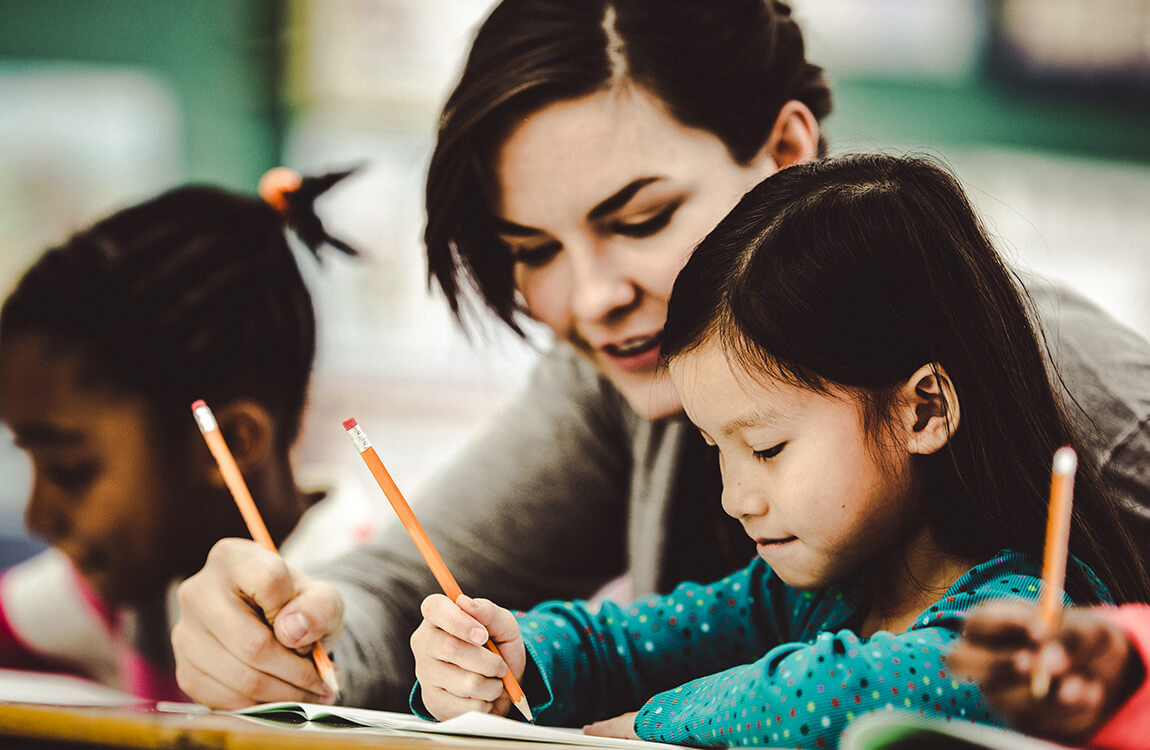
[342,417,534,723]
[191,399,340,698]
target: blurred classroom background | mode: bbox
[1,0,1148,565]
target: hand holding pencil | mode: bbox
[191,399,341,698]
[343,417,534,722]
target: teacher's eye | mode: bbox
[610,200,683,238]
[45,461,100,491]
[753,442,787,461]
[509,241,562,269]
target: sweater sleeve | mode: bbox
[515,561,795,726]
[506,551,1087,749]
[633,551,1085,748]
[316,345,637,710]
[1090,604,1150,750]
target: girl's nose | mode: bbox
[568,245,638,323]
[720,464,768,521]
[24,488,69,542]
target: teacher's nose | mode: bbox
[568,245,639,323]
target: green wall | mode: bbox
[0,0,284,190]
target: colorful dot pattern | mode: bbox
[512,550,1110,748]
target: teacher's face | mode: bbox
[494,88,779,420]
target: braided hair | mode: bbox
[0,169,358,452]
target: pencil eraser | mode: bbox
[190,399,206,412]
[1053,446,1077,475]
[342,417,358,430]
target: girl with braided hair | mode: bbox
[0,169,382,700]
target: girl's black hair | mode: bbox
[661,154,1150,605]
[425,0,832,334]
[0,169,358,452]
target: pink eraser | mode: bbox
[342,417,358,430]
[190,399,206,411]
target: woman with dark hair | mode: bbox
[412,154,1148,747]
[172,0,1150,712]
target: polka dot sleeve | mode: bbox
[510,551,1110,748]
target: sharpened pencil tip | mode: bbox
[513,695,534,723]
[320,667,341,698]
[342,417,358,430]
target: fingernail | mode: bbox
[457,595,474,608]
[469,627,488,645]
[281,612,308,643]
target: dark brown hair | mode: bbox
[662,154,1150,604]
[425,0,832,334]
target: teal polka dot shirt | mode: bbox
[506,550,1108,748]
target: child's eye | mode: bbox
[609,201,683,238]
[509,241,562,269]
[45,461,99,491]
[753,442,787,461]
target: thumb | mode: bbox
[272,575,344,651]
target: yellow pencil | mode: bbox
[1031,445,1077,698]
[342,417,533,722]
[191,399,340,698]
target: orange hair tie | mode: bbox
[258,167,303,214]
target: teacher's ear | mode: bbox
[760,99,820,172]
[192,400,276,487]
[900,363,961,455]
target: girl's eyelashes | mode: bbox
[753,442,787,461]
[609,200,683,238]
[507,240,561,268]
[45,460,100,492]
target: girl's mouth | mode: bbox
[755,537,797,553]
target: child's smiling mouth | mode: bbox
[755,536,797,555]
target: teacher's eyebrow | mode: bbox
[492,176,666,237]
[492,218,540,237]
[587,176,663,220]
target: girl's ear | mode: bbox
[192,399,276,487]
[900,363,961,455]
[759,99,820,173]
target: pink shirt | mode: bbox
[1091,604,1150,749]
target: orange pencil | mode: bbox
[1031,445,1077,698]
[191,399,340,698]
[342,417,533,723]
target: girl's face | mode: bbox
[495,88,779,419]
[669,339,917,590]
[0,335,200,605]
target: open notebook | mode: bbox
[157,701,686,749]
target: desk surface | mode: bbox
[0,702,582,750]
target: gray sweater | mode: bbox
[319,276,1150,710]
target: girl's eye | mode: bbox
[610,200,683,238]
[45,461,99,491]
[753,442,787,461]
[509,241,561,269]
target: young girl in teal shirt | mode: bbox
[409,155,1148,748]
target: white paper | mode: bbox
[157,701,685,748]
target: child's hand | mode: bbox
[583,711,640,739]
[411,593,526,720]
[948,601,1138,745]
